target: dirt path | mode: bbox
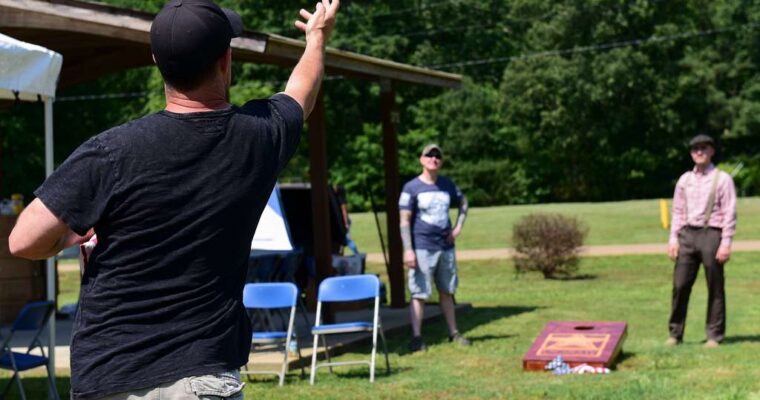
[58,241,760,271]
[365,240,760,263]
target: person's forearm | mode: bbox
[455,214,467,230]
[720,179,737,248]
[11,235,63,260]
[669,186,685,245]
[9,199,68,260]
[400,210,413,252]
[284,39,325,118]
[400,224,413,252]
[455,197,468,229]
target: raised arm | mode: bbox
[9,198,94,260]
[284,0,340,118]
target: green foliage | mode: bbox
[1,67,155,198]
[4,0,760,209]
[512,213,588,278]
[721,158,760,196]
[499,0,760,202]
[404,79,540,205]
[448,159,533,206]
[0,105,45,197]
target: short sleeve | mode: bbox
[34,136,118,235]
[269,93,304,168]
[269,93,303,134]
[451,181,464,208]
[399,184,415,211]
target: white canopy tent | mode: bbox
[251,186,294,251]
[0,33,63,383]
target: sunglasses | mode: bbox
[690,145,711,152]
[424,152,442,160]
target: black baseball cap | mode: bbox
[150,0,243,82]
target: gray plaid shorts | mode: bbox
[408,248,458,300]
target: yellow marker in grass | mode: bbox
[660,199,669,230]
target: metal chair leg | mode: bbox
[370,336,377,383]
[14,372,26,400]
[309,332,319,385]
[45,362,60,400]
[6,353,26,400]
[279,339,288,386]
[379,327,391,375]
[0,370,14,399]
[320,335,333,373]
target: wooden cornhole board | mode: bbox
[523,321,627,371]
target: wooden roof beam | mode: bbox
[0,0,461,88]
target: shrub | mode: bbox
[512,213,588,279]
[448,159,535,206]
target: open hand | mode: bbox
[61,227,95,249]
[404,249,417,269]
[295,0,340,44]
[447,226,462,245]
[716,246,731,264]
[668,243,679,261]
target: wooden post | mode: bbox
[380,79,406,308]
[307,91,334,322]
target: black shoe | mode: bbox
[408,336,427,353]
[449,332,471,346]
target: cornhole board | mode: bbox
[523,321,627,371]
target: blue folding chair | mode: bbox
[309,274,390,384]
[0,300,59,400]
[241,283,304,386]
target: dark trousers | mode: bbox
[669,227,726,342]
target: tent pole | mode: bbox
[44,97,56,394]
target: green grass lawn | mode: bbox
[350,197,760,253]
[6,253,759,399]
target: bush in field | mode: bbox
[512,213,588,279]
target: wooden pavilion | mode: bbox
[0,0,463,309]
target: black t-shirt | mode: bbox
[35,93,303,400]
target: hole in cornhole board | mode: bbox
[573,326,594,331]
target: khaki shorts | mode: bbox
[408,248,458,300]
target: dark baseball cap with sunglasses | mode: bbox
[421,144,443,159]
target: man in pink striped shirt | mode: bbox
[666,134,737,348]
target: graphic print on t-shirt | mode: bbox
[417,191,451,228]
[399,176,462,251]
